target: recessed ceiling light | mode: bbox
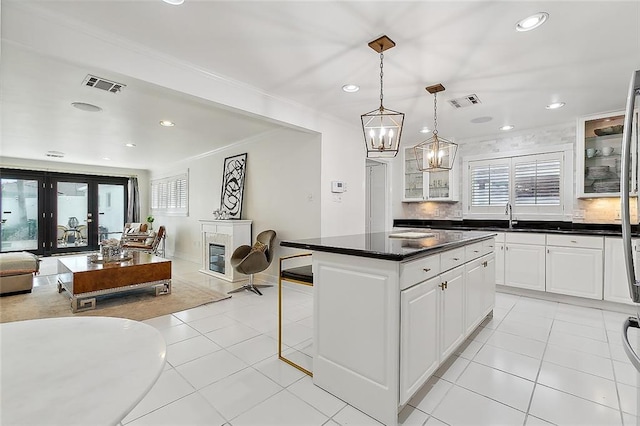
[125,143,137,148]
[470,116,493,124]
[159,120,175,127]
[71,102,102,112]
[162,0,184,5]
[419,126,431,134]
[342,84,360,93]
[500,125,515,131]
[546,102,566,110]
[516,12,549,32]
[102,157,111,161]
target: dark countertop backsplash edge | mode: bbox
[393,219,639,236]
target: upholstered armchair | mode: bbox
[228,230,276,296]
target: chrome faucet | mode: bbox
[505,202,513,229]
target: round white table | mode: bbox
[0,316,166,425]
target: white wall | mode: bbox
[150,128,321,279]
[6,4,366,240]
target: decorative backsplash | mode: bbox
[401,124,636,224]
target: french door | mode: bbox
[1,169,128,256]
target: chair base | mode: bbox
[228,275,272,296]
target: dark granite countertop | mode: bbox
[393,219,640,237]
[280,229,495,261]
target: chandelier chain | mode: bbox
[433,92,439,135]
[379,52,384,108]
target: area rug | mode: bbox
[0,278,230,323]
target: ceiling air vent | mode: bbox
[46,151,65,158]
[448,94,481,109]
[82,74,126,94]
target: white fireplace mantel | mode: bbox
[199,220,252,282]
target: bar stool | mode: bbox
[278,253,313,376]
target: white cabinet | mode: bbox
[546,235,604,300]
[604,236,638,305]
[465,254,496,334]
[545,235,603,300]
[440,266,465,360]
[398,240,495,407]
[313,240,495,426]
[402,146,458,202]
[400,276,440,404]
[504,233,546,291]
[576,109,638,198]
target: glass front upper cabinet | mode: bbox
[402,146,457,202]
[576,110,639,198]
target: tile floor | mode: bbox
[35,257,640,425]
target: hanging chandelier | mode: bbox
[414,84,458,171]
[361,35,404,158]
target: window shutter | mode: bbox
[150,171,189,216]
[470,163,510,206]
[514,159,561,206]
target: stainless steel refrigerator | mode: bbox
[620,70,640,420]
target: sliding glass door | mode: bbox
[0,168,128,256]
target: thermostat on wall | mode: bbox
[331,181,347,193]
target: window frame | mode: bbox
[150,170,189,217]
[462,144,573,221]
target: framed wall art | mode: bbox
[220,153,247,219]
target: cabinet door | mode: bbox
[465,255,496,334]
[465,258,484,333]
[504,244,545,291]
[483,254,496,315]
[495,243,505,285]
[546,246,603,299]
[576,110,638,198]
[440,266,465,360]
[400,277,439,405]
[403,146,426,201]
[604,237,637,304]
[426,169,457,201]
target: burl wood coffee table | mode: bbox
[57,252,171,312]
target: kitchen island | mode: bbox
[281,229,496,426]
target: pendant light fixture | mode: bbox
[414,84,458,171]
[361,35,404,158]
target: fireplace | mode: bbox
[199,219,252,282]
[208,243,226,275]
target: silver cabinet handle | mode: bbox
[423,268,431,273]
[453,257,460,261]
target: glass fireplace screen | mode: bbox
[209,243,225,274]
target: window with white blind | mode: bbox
[150,171,189,216]
[513,156,561,206]
[470,161,510,207]
[465,151,565,218]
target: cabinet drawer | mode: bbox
[465,242,484,261]
[505,232,546,245]
[546,234,603,249]
[400,255,440,290]
[482,238,496,256]
[441,247,465,272]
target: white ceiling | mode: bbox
[1,1,639,170]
